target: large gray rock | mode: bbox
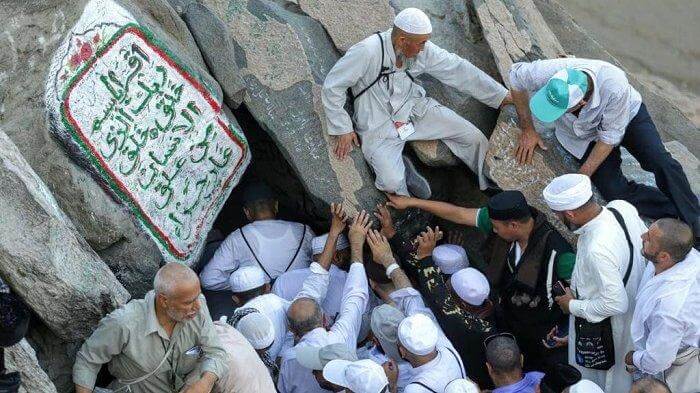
[297,0,395,52]
[534,0,699,156]
[0,129,130,341]
[4,340,58,393]
[42,0,250,274]
[169,0,432,233]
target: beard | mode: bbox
[395,49,415,70]
[642,250,659,263]
[166,307,195,322]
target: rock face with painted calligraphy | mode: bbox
[45,0,250,268]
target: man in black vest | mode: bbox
[386,191,575,390]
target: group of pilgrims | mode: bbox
[68,7,698,393]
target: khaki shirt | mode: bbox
[73,291,228,392]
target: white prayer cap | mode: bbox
[397,313,438,356]
[568,379,604,393]
[444,378,480,393]
[296,342,357,371]
[235,312,275,350]
[311,233,350,256]
[393,8,432,35]
[228,266,269,293]
[542,174,593,211]
[451,268,490,306]
[324,359,389,393]
[432,244,469,274]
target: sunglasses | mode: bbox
[483,332,517,351]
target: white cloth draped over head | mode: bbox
[234,311,276,350]
[393,7,432,35]
[543,173,593,211]
[311,233,350,256]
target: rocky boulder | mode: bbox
[40,0,250,278]
[0,129,130,341]
[4,340,58,393]
[169,0,434,234]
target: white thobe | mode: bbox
[390,288,466,393]
[631,249,700,376]
[277,262,369,393]
[509,58,643,159]
[241,262,330,360]
[200,220,315,290]
[273,265,347,319]
[568,200,648,392]
[322,29,508,192]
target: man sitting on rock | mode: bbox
[73,263,228,393]
[321,7,511,199]
[508,57,700,245]
[199,181,315,317]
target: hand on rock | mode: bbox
[348,210,373,248]
[329,202,347,236]
[374,203,396,239]
[334,132,359,160]
[367,229,395,267]
[415,226,442,260]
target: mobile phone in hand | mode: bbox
[552,281,567,297]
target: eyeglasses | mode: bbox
[483,332,517,351]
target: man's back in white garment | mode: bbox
[200,219,315,290]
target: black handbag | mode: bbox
[574,207,633,371]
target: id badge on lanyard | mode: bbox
[393,121,415,141]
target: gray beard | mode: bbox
[396,52,415,70]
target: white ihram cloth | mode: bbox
[200,220,315,290]
[277,262,369,393]
[631,249,700,375]
[509,58,642,159]
[389,287,466,393]
[322,29,508,193]
[242,262,331,360]
[273,265,348,320]
[567,200,647,392]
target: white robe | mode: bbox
[567,200,648,392]
[631,249,700,376]
[321,29,508,192]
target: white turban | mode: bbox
[542,174,592,211]
[394,8,432,35]
[451,268,490,306]
[311,233,350,256]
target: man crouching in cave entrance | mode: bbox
[322,7,511,199]
[73,263,229,393]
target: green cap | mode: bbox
[530,68,588,123]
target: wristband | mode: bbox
[385,263,400,278]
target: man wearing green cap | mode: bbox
[508,58,699,245]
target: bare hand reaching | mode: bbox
[329,202,347,236]
[348,210,373,248]
[367,229,395,267]
[334,132,360,160]
[384,193,415,210]
[515,128,547,165]
[374,203,396,239]
[415,226,442,260]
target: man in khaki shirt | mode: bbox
[73,263,228,393]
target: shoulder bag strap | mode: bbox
[607,207,634,286]
[353,32,393,101]
[283,224,307,274]
[408,381,438,393]
[444,346,466,378]
[114,346,173,392]
[240,228,273,280]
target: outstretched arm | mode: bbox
[386,193,478,226]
